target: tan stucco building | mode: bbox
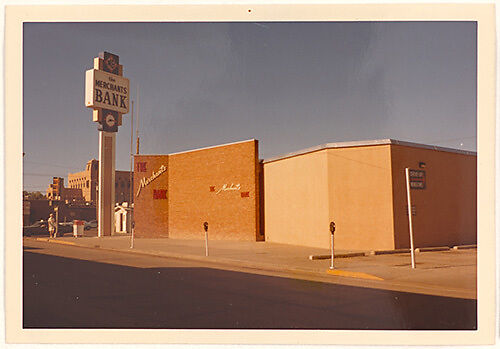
[263,139,477,251]
[67,159,133,204]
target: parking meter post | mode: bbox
[130,220,135,249]
[330,234,334,270]
[329,221,335,270]
[203,222,209,256]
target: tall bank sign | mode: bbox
[85,52,130,132]
[85,52,130,237]
[86,69,129,113]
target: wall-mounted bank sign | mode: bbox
[216,183,241,194]
[85,69,130,114]
[409,169,426,189]
[136,164,167,197]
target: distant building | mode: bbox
[67,159,133,204]
[46,177,84,203]
[68,159,99,203]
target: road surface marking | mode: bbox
[35,238,76,246]
[326,269,383,281]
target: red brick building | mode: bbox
[133,139,262,240]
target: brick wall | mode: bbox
[133,140,260,240]
[133,155,169,238]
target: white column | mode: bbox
[98,131,116,237]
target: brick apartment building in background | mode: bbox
[45,159,133,205]
[66,159,133,204]
[24,159,134,226]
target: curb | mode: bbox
[369,248,410,255]
[30,238,336,281]
[415,246,450,253]
[26,237,476,299]
[309,252,367,260]
[35,238,76,246]
[453,244,477,250]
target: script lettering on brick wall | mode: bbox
[136,164,167,197]
[215,183,241,194]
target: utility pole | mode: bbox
[136,84,140,155]
[129,100,134,248]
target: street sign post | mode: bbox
[405,168,416,269]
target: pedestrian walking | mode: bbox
[48,213,56,238]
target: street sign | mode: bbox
[409,169,426,189]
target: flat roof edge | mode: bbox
[262,139,476,164]
[134,139,257,157]
[388,139,477,156]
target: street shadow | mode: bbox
[23,251,476,330]
[22,246,41,250]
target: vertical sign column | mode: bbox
[98,133,116,236]
[85,52,130,237]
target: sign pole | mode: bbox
[98,131,116,237]
[405,168,416,269]
[130,100,134,249]
[136,84,140,155]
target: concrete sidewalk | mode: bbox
[29,231,477,300]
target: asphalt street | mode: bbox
[23,241,476,329]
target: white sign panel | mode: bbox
[85,69,130,114]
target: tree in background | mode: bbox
[23,191,46,200]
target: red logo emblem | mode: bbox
[105,56,118,72]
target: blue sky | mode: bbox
[23,21,476,192]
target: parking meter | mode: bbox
[203,222,209,256]
[329,221,335,269]
[330,221,336,234]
